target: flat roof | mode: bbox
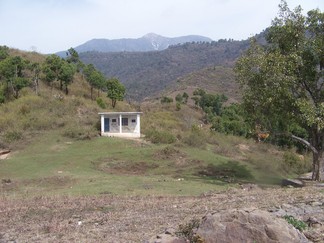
[98,112,142,116]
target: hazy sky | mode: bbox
[0,0,323,54]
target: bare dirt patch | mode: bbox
[1,186,324,242]
[1,176,75,193]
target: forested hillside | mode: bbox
[80,39,250,101]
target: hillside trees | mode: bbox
[0,55,30,100]
[106,78,125,108]
[235,1,324,180]
[83,64,106,100]
[42,54,76,94]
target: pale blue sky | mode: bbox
[0,0,323,54]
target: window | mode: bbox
[132,119,136,123]
[112,118,117,123]
[122,117,128,126]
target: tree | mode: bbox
[106,78,125,108]
[66,47,83,72]
[42,54,62,90]
[84,64,106,100]
[0,46,9,61]
[30,62,40,95]
[43,54,75,94]
[59,61,75,95]
[0,56,29,99]
[235,1,324,180]
[66,47,80,64]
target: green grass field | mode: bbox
[0,129,295,198]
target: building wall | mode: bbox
[100,114,141,138]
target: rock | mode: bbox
[148,232,186,243]
[0,149,10,156]
[195,208,309,243]
[282,179,304,188]
[0,149,10,160]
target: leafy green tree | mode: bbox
[84,64,106,99]
[66,47,80,64]
[43,54,75,94]
[235,1,324,180]
[0,56,29,99]
[59,61,75,95]
[211,103,249,136]
[0,46,9,61]
[66,47,84,72]
[42,54,62,90]
[106,78,125,108]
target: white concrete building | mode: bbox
[98,112,142,138]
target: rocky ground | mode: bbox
[0,185,324,242]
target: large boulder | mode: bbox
[195,208,309,243]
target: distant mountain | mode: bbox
[57,33,212,56]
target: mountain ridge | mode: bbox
[56,33,212,55]
[79,39,250,101]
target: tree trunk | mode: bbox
[312,151,322,181]
[112,99,116,108]
[310,126,324,181]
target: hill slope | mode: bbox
[80,39,250,101]
[160,66,240,104]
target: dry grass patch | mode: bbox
[1,187,323,242]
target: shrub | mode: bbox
[182,129,207,149]
[62,125,96,140]
[145,129,176,144]
[175,94,183,103]
[176,219,203,243]
[96,97,106,109]
[4,130,23,143]
[161,96,173,104]
[283,215,307,231]
[176,102,181,111]
[281,151,311,175]
[198,161,254,182]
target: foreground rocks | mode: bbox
[1,186,324,242]
[149,186,324,243]
[149,208,310,243]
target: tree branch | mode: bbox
[291,134,318,154]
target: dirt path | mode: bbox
[0,186,323,242]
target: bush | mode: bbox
[145,129,176,144]
[96,97,106,109]
[176,102,181,111]
[161,96,173,104]
[4,130,23,143]
[281,151,311,175]
[176,219,203,243]
[62,125,96,140]
[283,215,307,231]
[198,161,254,182]
[182,129,206,149]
